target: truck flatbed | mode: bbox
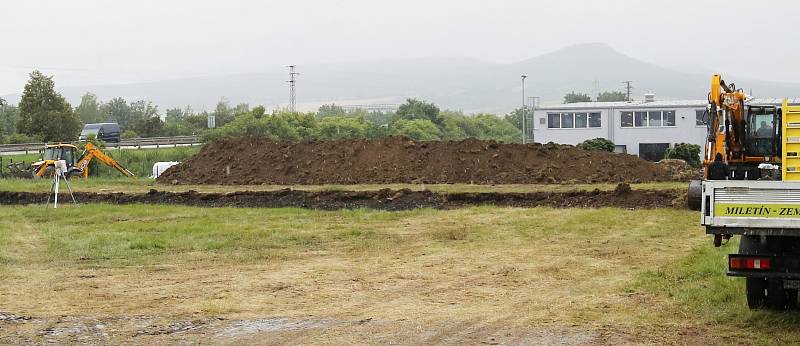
[702,180,800,236]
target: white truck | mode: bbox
[700,180,800,309]
[689,76,800,309]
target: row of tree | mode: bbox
[203,99,523,143]
[563,90,628,104]
[0,71,257,143]
[0,71,531,144]
[1,70,628,144]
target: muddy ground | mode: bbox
[0,313,726,345]
[157,137,685,185]
[0,184,685,210]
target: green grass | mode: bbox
[0,204,418,267]
[630,238,800,344]
[2,204,800,342]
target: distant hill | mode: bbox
[4,43,799,114]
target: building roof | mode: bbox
[537,98,800,111]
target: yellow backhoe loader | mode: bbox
[25,143,135,179]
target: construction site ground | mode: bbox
[0,177,686,194]
[2,191,800,343]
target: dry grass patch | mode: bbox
[2,204,794,343]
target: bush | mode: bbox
[6,133,42,144]
[315,116,368,139]
[122,130,138,139]
[665,143,702,167]
[578,138,615,152]
[390,119,442,140]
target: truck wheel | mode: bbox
[787,289,798,309]
[746,277,767,309]
[767,279,788,310]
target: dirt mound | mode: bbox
[0,187,685,211]
[157,137,677,185]
[657,159,701,181]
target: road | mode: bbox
[0,143,199,156]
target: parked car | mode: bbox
[79,123,121,143]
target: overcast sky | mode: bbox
[2,0,798,95]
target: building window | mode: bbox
[621,110,677,128]
[589,112,601,127]
[621,112,633,127]
[547,113,560,128]
[547,112,601,129]
[647,111,662,127]
[634,112,647,127]
[663,111,676,126]
[696,109,706,126]
[575,113,587,128]
[639,143,670,161]
[560,113,574,128]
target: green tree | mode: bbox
[234,103,250,115]
[130,100,159,124]
[578,138,615,152]
[76,92,102,123]
[278,112,317,138]
[441,112,520,143]
[17,70,81,141]
[364,110,392,127]
[317,104,346,118]
[503,108,524,131]
[102,97,133,129]
[390,118,442,140]
[213,99,235,127]
[131,116,164,137]
[0,99,18,135]
[315,116,368,139]
[395,99,442,126]
[665,143,702,167]
[596,91,627,102]
[165,107,185,124]
[563,91,592,104]
[251,105,266,119]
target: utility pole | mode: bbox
[287,65,299,113]
[521,75,527,144]
[622,80,633,101]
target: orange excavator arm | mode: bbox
[75,143,136,179]
[705,74,748,176]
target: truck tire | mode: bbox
[767,279,788,310]
[787,289,798,309]
[746,277,767,309]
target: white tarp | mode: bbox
[152,161,181,179]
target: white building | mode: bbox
[530,96,800,161]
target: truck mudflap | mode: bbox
[702,180,800,234]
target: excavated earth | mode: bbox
[0,185,685,211]
[157,137,680,185]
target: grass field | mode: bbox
[1,204,798,344]
[0,177,687,194]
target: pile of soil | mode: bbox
[0,185,684,211]
[157,137,680,185]
[657,159,702,181]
